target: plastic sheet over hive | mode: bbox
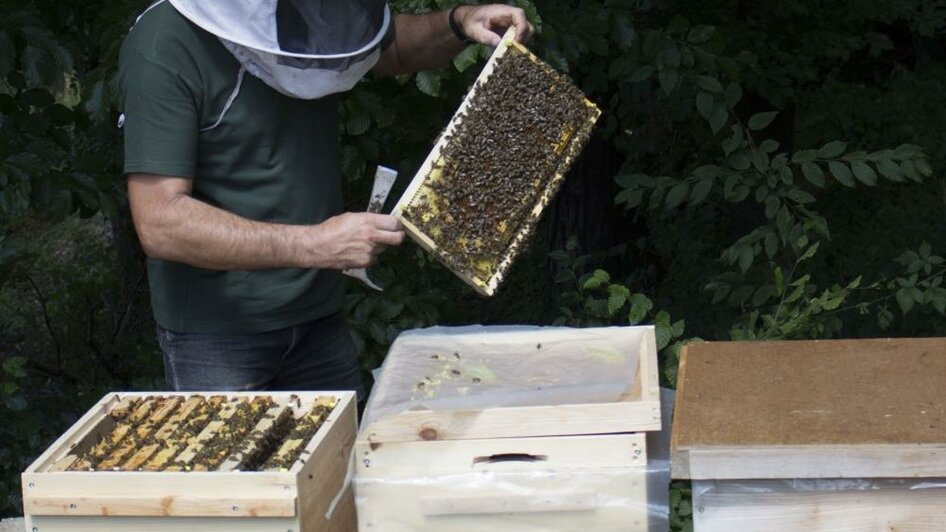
[393,30,600,296]
[362,325,646,428]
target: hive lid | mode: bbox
[671,338,946,479]
[359,325,660,443]
[391,28,600,296]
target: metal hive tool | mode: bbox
[392,28,601,296]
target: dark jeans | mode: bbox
[156,312,364,398]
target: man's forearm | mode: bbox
[374,5,533,76]
[378,11,467,75]
[127,174,404,271]
[138,193,315,270]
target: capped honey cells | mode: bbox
[401,43,599,290]
[62,395,337,472]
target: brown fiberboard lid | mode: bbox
[671,338,946,479]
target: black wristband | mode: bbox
[449,6,473,44]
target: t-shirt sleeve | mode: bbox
[119,51,199,178]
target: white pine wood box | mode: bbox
[22,391,358,532]
[671,338,946,532]
[354,326,662,531]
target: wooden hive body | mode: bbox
[671,338,946,531]
[22,391,357,532]
[354,326,661,531]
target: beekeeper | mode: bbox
[119,1,533,394]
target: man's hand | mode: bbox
[454,5,535,46]
[309,213,405,269]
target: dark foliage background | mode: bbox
[1,0,944,527]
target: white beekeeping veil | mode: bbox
[167,0,391,99]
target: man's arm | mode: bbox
[127,173,404,270]
[373,4,534,75]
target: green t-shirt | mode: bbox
[119,2,345,334]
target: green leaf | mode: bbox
[787,189,815,204]
[738,245,754,272]
[802,162,825,187]
[608,292,627,315]
[593,269,611,283]
[628,65,655,83]
[850,160,877,186]
[753,285,775,306]
[695,91,714,120]
[696,75,723,93]
[792,149,820,164]
[764,230,779,258]
[346,113,370,136]
[693,165,723,179]
[687,25,715,43]
[662,45,681,68]
[896,288,914,314]
[828,161,855,187]
[2,356,26,378]
[818,141,848,159]
[709,105,728,134]
[800,242,820,261]
[876,159,904,181]
[915,158,933,177]
[658,68,680,94]
[724,82,743,107]
[415,71,442,97]
[665,182,689,209]
[667,15,691,34]
[453,44,482,72]
[549,250,570,262]
[627,293,653,324]
[747,111,777,131]
[655,323,673,350]
[689,177,713,204]
[901,160,920,181]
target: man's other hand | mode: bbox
[455,5,535,46]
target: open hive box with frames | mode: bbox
[22,391,357,532]
[353,325,663,531]
[392,28,601,296]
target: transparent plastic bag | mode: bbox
[363,325,652,427]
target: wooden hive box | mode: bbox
[353,326,661,531]
[391,28,601,296]
[671,338,946,532]
[22,391,357,532]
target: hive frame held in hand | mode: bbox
[391,27,602,296]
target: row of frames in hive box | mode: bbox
[353,325,662,531]
[22,391,357,532]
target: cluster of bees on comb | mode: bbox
[58,395,336,473]
[402,45,598,283]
